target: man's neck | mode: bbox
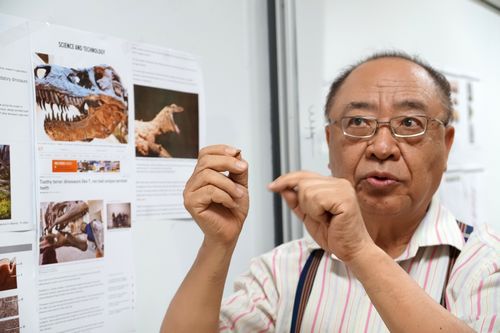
[363,207,427,258]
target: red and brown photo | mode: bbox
[0,317,20,333]
[0,258,17,292]
[0,296,19,320]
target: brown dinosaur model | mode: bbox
[135,104,184,157]
[34,64,128,143]
[43,201,89,234]
[40,201,104,264]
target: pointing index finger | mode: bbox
[268,171,312,192]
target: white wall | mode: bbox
[295,0,500,228]
[0,1,275,332]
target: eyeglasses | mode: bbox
[329,115,446,139]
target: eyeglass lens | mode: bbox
[342,116,427,137]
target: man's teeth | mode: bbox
[42,103,84,122]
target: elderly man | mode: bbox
[162,52,499,332]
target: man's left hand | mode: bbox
[268,171,373,262]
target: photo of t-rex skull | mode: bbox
[34,62,128,143]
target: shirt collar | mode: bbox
[394,196,464,261]
[303,196,465,262]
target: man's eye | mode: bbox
[402,117,419,127]
[349,117,368,127]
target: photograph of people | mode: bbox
[107,202,131,229]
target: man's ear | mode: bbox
[444,125,455,171]
[325,125,332,171]
[325,124,331,147]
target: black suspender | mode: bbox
[290,249,324,333]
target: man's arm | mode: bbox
[161,145,249,333]
[348,243,474,333]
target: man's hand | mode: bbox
[162,145,249,333]
[184,145,249,247]
[268,171,373,262]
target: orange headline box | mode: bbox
[52,160,78,173]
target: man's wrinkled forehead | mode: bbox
[330,58,439,114]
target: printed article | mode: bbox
[30,23,136,332]
[0,14,35,232]
[0,13,206,332]
[132,43,204,219]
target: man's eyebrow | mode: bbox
[341,101,376,115]
[394,99,428,112]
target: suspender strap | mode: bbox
[440,220,474,308]
[290,249,324,333]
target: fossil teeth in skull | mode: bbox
[34,63,128,142]
[68,104,80,118]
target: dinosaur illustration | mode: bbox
[34,64,128,143]
[135,104,184,157]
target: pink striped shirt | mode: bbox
[219,198,500,332]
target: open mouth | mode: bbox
[36,87,95,123]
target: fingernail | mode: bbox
[235,161,247,170]
[225,147,237,155]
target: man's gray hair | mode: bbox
[324,51,452,124]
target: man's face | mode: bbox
[325,58,454,219]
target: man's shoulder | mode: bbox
[465,223,500,252]
[453,223,500,280]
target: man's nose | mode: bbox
[365,124,401,161]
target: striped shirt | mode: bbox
[219,198,500,332]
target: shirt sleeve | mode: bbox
[219,252,279,333]
[446,224,500,332]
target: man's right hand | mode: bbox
[162,145,249,333]
[183,145,249,247]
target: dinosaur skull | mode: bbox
[44,201,89,233]
[34,64,128,142]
